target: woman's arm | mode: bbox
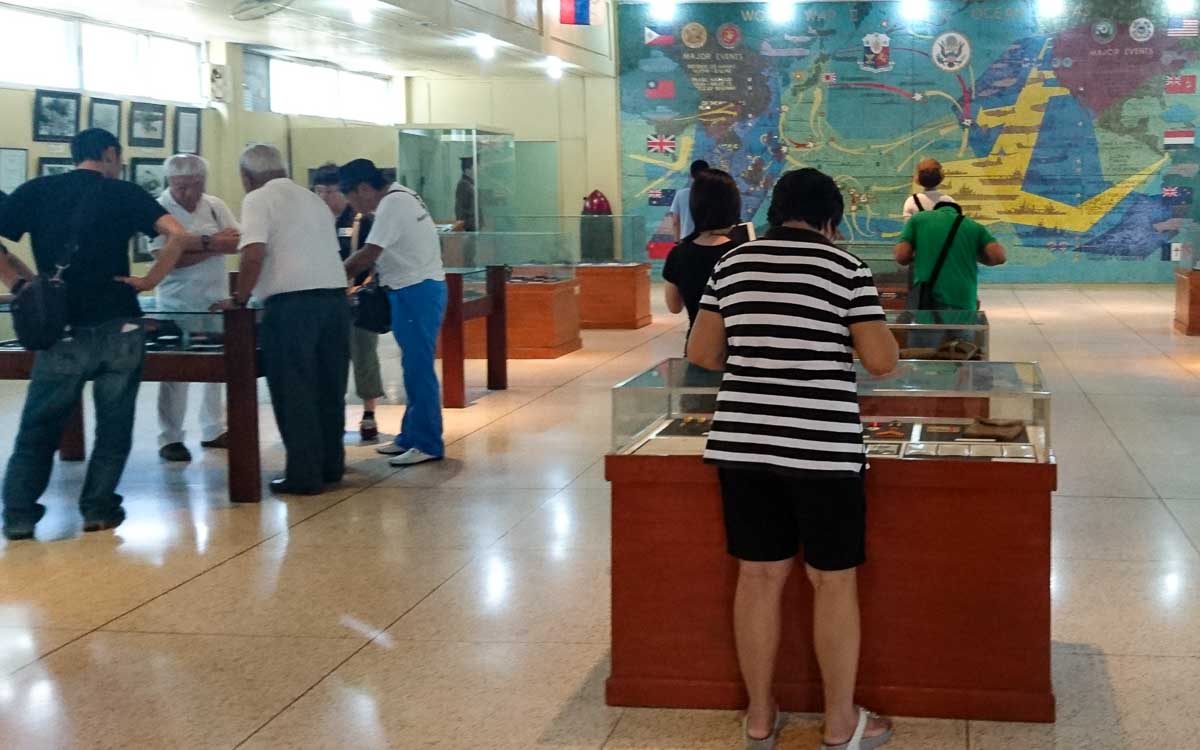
[664,282,684,314]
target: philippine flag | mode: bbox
[560,0,591,25]
[645,26,675,46]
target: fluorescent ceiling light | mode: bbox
[649,0,677,23]
[900,0,931,21]
[544,55,565,80]
[1168,0,1197,14]
[350,1,372,25]
[767,0,796,24]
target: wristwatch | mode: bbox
[201,234,212,251]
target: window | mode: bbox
[81,24,202,103]
[0,7,80,89]
[268,57,395,123]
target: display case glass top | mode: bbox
[613,358,1052,463]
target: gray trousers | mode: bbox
[349,324,385,402]
[261,290,350,490]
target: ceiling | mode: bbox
[3,0,560,78]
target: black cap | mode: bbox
[338,158,384,193]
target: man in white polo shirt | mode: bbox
[340,159,446,467]
[151,154,241,463]
[217,145,350,494]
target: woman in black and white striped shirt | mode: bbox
[687,168,899,750]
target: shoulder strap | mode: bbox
[926,214,965,295]
[912,193,925,212]
[60,179,105,271]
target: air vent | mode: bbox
[231,0,296,21]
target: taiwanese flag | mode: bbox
[646,79,676,99]
[1166,74,1198,94]
[647,239,676,259]
[560,0,591,25]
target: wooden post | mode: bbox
[441,273,466,409]
[485,265,508,392]
[223,307,261,503]
[58,403,85,461]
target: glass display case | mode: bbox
[489,215,649,263]
[612,358,1051,463]
[886,309,990,360]
[439,229,576,282]
[846,239,910,309]
[397,126,515,230]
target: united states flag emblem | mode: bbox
[1168,17,1199,36]
[646,134,677,154]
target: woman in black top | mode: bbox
[662,169,744,336]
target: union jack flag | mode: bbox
[646,134,677,154]
[1164,186,1181,197]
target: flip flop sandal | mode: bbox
[819,706,894,750]
[743,709,784,750]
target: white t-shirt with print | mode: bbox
[366,183,445,290]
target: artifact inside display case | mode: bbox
[612,358,1050,462]
[886,309,989,360]
[847,240,910,310]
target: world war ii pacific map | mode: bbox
[619,0,1200,282]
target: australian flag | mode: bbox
[648,188,677,207]
[1163,185,1195,205]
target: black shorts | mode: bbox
[718,467,867,571]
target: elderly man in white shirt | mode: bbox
[216,145,350,495]
[340,159,446,467]
[151,154,241,463]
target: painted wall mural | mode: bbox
[618,1,1200,282]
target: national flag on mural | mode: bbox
[646,133,677,154]
[1166,75,1198,94]
[644,26,675,46]
[646,79,676,100]
[647,238,676,259]
[648,188,677,206]
[1168,18,1200,37]
[560,0,591,25]
[822,72,838,83]
[1165,129,1197,147]
[1163,185,1195,205]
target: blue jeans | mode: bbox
[388,280,447,457]
[3,319,145,533]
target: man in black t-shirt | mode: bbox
[312,163,383,440]
[0,129,187,541]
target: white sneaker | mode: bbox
[388,448,441,467]
[376,443,406,456]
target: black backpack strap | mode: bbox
[925,214,965,298]
[912,193,925,212]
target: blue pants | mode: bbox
[388,280,447,457]
[3,319,145,534]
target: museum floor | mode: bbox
[0,283,1197,748]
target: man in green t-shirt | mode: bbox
[894,202,1007,309]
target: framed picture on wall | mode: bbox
[173,106,202,155]
[130,157,166,196]
[32,90,81,143]
[38,157,75,177]
[88,98,123,139]
[0,148,28,193]
[128,102,167,148]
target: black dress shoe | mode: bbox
[159,443,192,462]
[269,478,322,496]
[83,518,125,533]
[200,433,229,449]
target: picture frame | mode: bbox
[173,106,203,155]
[88,98,123,139]
[130,157,166,196]
[0,147,28,194]
[38,157,75,177]
[128,102,167,148]
[32,89,81,143]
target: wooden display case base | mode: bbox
[605,453,1056,723]
[461,279,582,359]
[577,264,652,330]
[1174,268,1200,336]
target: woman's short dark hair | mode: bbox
[689,169,741,233]
[311,162,340,188]
[916,158,944,190]
[766,168,844,231]
[71,128,121,165]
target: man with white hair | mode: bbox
[216,145,349,495]
[152,154,241,462]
